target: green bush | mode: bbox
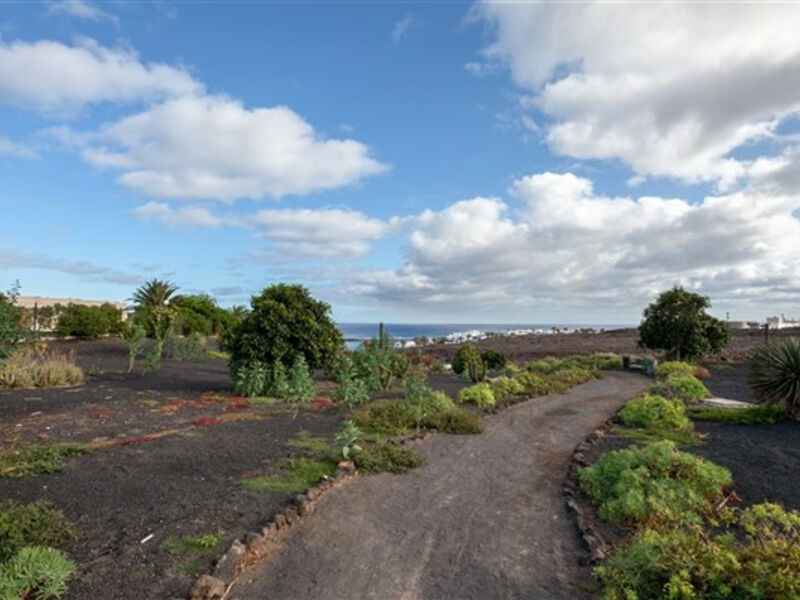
[0,546,75,600]
[424,408,482,434]
[120,322,146,372]
[451,345,480,376]
[595,503,800,600]
[354,442,423,474]
[163,333,207,361]
[650,374,710,404]
[0,443,88,479]
[55,303,122,338]
[489,376,525,401]
[350,341,409,392]
[619,394,692,432]
[480,349,507,370]
[333,377,369,408]
[639,287,731,360]
[0,501,74,562]
[549,366,598,386]
[171,294,232,336]
[526,359,554,374]
[654,360,697,380]
[232,361,268,397]
[457,383,496,407]
[515,372,562,396]
[689,403,787,424]
[226,284,343,372]
[352,401,415,436]
[579,440,731,527]
[0,284,25,360]
[286,355,315,413]
[747,337,800,418]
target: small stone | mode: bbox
[212,540,246,581]
[189,575,225,600]
[273,514,287,529]
[283,508,299,525]
[261,523,277,537]
[307,487,321,501]
[298,501,313,516]
[337,460,355,473]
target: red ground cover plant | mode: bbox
[312,396,336,408]
[92,408,116,419]
[116,435,159,446]
[192,417,222,427]
[224,397,250,412]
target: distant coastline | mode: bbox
[337,322,634,348]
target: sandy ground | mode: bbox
[230,373,650,600]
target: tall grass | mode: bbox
[0,346,84,389]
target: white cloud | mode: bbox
[84,94,388,201]
[474,2,800,188]
[0,37,200,111]
[392,15,415,44]
[348,172,800,315]
[47,0,118,25]
[0,248,143,285]
[131,201,226,228]
[0,136,37,159]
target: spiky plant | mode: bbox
[131,279,178,311]
[747,338,800,418]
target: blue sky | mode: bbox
[2,1,800,324]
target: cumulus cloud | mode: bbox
[47,0,118,25]
[348,172,800,315]
[0,248,144,285]
[0,37,200,111]
[83,94,388,201]
[474,2,800,188]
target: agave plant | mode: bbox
[747,337,800,418]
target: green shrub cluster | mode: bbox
[488,376,525,402]
[353,442,423,474]
[163,333,207,361]
[349,339,410,393]
[451,345,486,382]
[654,360,697,380]
[596,503,800,600]
[233,355,315,412]
[619,394,692,432]
[0,501,74,562]
[55,303,122,338]
[0,443,88,478]
[650,374,710,404]
[0,546,75,600]
[579,440,731,527]
[352,380,480,436]
[480,349,507,370]
[526,354,619,374]
[171,294,232,336]
[0,285,26,360]
[457,383,495,407]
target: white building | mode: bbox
[766,315,800,330]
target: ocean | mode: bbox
[337,322,632,348]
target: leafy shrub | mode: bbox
[233,361,268,397]
[171,294,232,336]
[619,394,692,432]
[354,442,423,474]
[639,286,731,360]
[286,355,315,414]
[451,345,480,376]
[120,322,146,372]
[333,375,369,408]
[654,360,697,380]
[352,401,415,436]
[334,421,362,460]
[457,383,496,407]
[266,361,289,398]
[163,333,207,361]
[226,284,343,372]
[0,546,75,600]
[0,284,26,360]
[579,440,731,526]
[423,408,483,434]
[526,359,554,374]
[55,303,122,338]
[651,374,709,404]
[0,444,88,478]
[690,403,788,424]
[480,350,507,370]
[515,372,562,396]
[549,366,598,386]
[0,501,74,562]
[489,376,525,401]
[503,363,522,377]
[595,504,800,600]
[350,340,409,392]
[747,337,800,418]
[0,347,84,389]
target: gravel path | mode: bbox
[230,373,649,600]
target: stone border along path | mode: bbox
[221,373,650,600]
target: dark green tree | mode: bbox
[171,294,231,336]
[0,282,24,359]
[638,287,730,360]
[226,284,343,371]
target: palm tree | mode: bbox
[131,279,178,311]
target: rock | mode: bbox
[337,460,355,474]
[701,397,754,409]
[212,540,246,581]
[190,575,225,600]
[273,513,287,530]
[261,523,277,537]
[298,500,313,516]
[283,507,299,525]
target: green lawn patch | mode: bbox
[161,531,224,575]
[241,458,336,493]
[286,431,330,454]
[0,444,89,478]
[0,500,74,562]
[689,403,787,424]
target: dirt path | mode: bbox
[230,372,649,600]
